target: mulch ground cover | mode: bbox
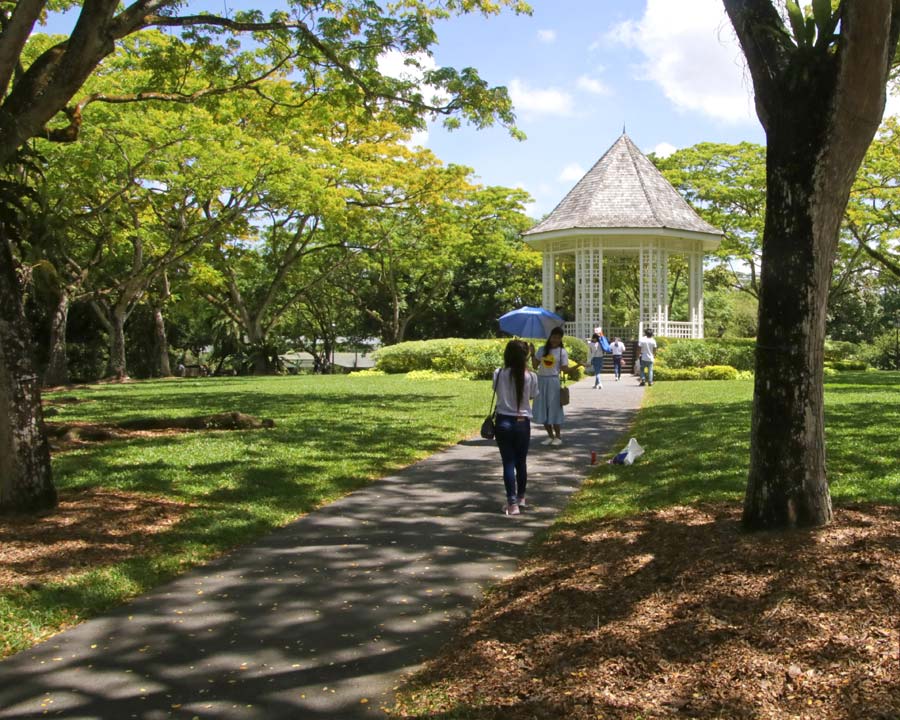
[0,488,187,589]
[391,502,899,720]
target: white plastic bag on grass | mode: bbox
[610,437,644,465]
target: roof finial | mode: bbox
[622,123,626,135]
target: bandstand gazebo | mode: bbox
[523,133,723,340]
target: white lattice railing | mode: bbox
[656,322,694,338]
[566,320,701,339]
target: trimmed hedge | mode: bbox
[824,359,868,372]
[697,364,740,380]
[656,338,755,371]
[373,336,588,380]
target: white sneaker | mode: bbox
[542,437,555,445]
[551,437,562,446]
[503,503,520,515]
[597,384,603,389]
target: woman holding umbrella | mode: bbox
[531,326,568,446]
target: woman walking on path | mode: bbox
[493,340,539,516]
[531,327,569,446]
[587,333,604,389]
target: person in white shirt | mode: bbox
[609,337,626,381]
[638,328,657,386]
[493,340,539,515]
[531,326,569,446]
[587,333,604,389]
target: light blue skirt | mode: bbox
[533,375,565,425]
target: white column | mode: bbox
[575,240,603,338]
[640,239,665,335]
[658,246,669,336]
[695,247,705,338]
[542,249,555,311]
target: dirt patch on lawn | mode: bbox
[0,487,188,588]
[44,412,275,451]
[391,502,899,720]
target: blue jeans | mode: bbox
[591,357,603,384]
[640,359,654,384]
[612,355,622,379]
[495,414,530,504]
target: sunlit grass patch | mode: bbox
[558,371,899,525]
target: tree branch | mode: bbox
[722,0,792,131]
[0,0,44,98]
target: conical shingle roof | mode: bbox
[524,134,721,237]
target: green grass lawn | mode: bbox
[4,372,897,661]
[559,370,900,528]
[1,374,493,657]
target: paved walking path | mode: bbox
[1,375,644,720]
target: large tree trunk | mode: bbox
[44,289,70,387]
[744,143,833,528]
[725,0,900,530]
[152,305,172,377]
[0,237,55,513]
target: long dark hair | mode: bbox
[503,340,528,408]
[543,326,564,356]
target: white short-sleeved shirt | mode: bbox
[535,346,568,377]
[639,336,657,362]
[493,368,538,418]
[587,341,604,360]
[610,341,625,357]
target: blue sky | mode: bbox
[413,0,767,217]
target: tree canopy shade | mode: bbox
[722,0,900,529]
[0,1,531,514]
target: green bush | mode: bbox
[824,340,861,362]
[652,363,700,381]
[406,369,468,381]
[697,365,739,380]
[854,331,900,370]
[374,336,588,380]
[562,336,589,365]
[825,359,868,372]
[657,338,755,371]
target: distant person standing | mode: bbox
[638,328,657,386]
[493,340,539,516]
[609,336,626,381]
[587,333,604,389]
[531,327,569,446]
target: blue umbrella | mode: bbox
[498,306,565,339]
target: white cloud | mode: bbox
[377,50,449,105]
[576,74,611,95]
[558,163,586,182]
[537,29,557,43]
[402,128,430,149]
[609,0,754,124]
[652,142,677,158]
[516,181,558,218]
[508,78,574,116]
[884,89,900,120]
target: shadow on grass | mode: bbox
[823,370,900,392]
